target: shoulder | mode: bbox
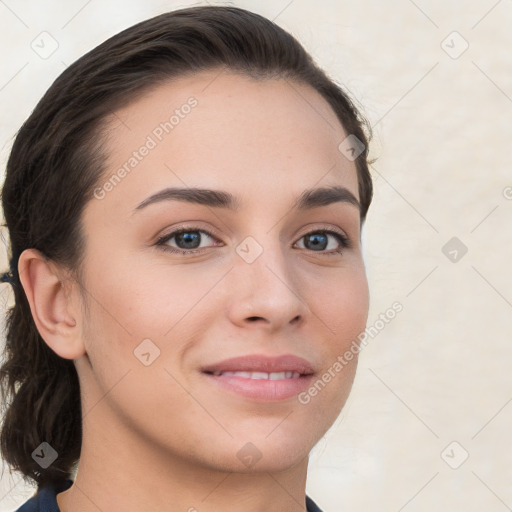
[14,479,73,512]
[306,494,325,512]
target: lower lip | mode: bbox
[202,372,315,402]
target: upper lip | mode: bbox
[201,354,316,375]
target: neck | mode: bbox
[56,377,310,512]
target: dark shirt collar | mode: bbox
[16,479,324,511]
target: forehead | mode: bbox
[96,70,359,213]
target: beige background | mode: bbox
[1,0,511,510]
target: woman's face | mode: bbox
[76,70,369,473]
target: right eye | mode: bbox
[155,226,222,255]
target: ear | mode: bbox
[18,248,86,360]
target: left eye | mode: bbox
[156,227,350,255]
[295,230,350,254]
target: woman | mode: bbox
[0,5,373,511]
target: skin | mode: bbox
[19,69,369,512]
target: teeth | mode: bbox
[212,371,301,379]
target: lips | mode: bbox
[213,370,302,380]
[201,354,315,376]
[201,354,316,402]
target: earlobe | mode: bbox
[18,248,86,360]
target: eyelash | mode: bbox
[155,225,352,256]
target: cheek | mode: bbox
[83,256,215,338]
[289,265,368,419]
[312,264,370,347]
[79,258,228,398]
[313,267,367,389]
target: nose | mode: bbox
[225,236,309,332]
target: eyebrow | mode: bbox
[133,185,360,213]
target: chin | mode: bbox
[209,426,320,474]
[208,443,311,475]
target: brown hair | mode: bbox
[0,5,373,489]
